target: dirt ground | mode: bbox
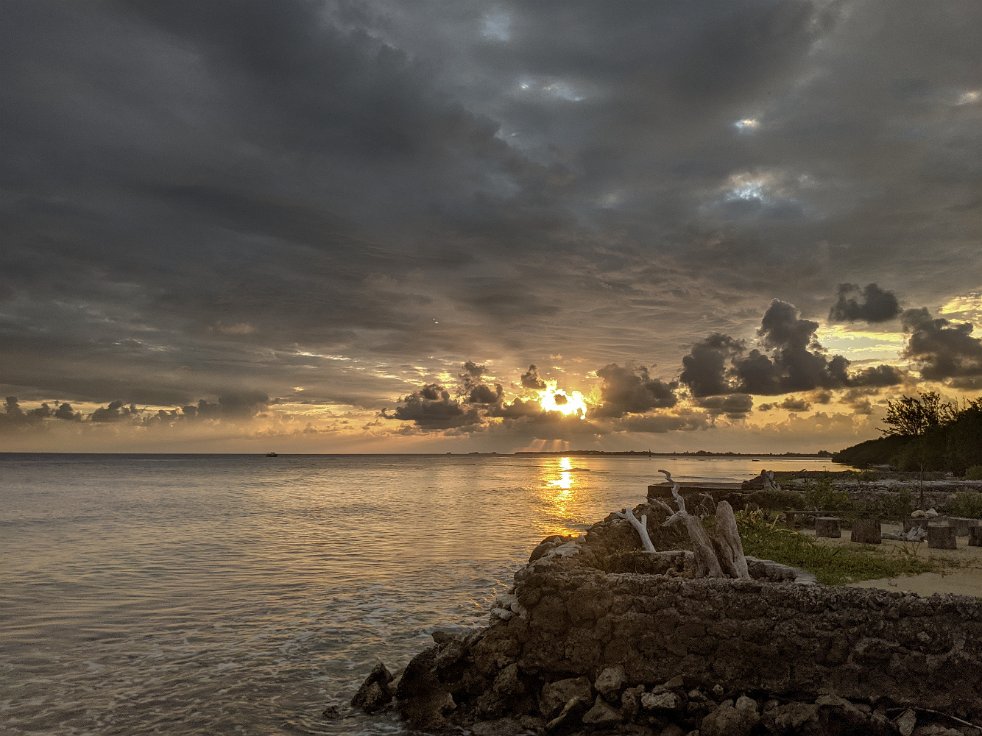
[802,522,982,598]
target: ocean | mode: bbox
[0,453,838,735]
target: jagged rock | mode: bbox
[654,675,686,692]
[320,704,341,719]
[396,647,456,730]
[642,691,683,712]
[530,535,571,562]
[595,665,626,700]
[701,696,759,736]
[540,676,592,719]
[432,626,473,644]
[582,695,622,726]
[351,662,394,713]
[896,709,917,736]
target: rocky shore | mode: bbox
[349,493,982,735]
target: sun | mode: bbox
[537,381,588,418]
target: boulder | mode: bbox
[701,696,760,736]
[540,676,592,719]
[642,691,683,712]
[582,695,622,727]
[896,708,917,736]
[594,665,626,700]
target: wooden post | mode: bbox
[815,517,841,538]
[850,518,881,544]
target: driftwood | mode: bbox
[651,469,750,579]
[613,507,656,553]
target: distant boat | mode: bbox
[265,452,278,457]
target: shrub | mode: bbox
[746,489,806,511]
[852,490,912,521]
[947,492,982,519]
[965,465,982,480]
[801,480,853,513]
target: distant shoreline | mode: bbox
[0,450,836,458]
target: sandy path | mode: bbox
[801,523,982,598]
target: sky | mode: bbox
[2,0,982,453]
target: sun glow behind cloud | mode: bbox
[537,381,588,418]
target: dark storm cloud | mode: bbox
[697,394,754,419]
[829,283,901,323]
[848,364,904,388]
[680,300,900,397]
[3,0,982,436]
[759,397,811,413]
[680,334,745,398]
[54,403,81,421]
[593,364,677,418]
[90,401,140,423]
[520,365,547,390]
[467,383,504,405]
[902,307,982,380]
[386,384,481,429]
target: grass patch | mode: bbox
[948,491,982,519]
[736,510,939,585]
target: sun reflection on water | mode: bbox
[541,456,580,534]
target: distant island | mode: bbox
[511,449,834,458]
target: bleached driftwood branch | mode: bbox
[713,500,750,579]
[653,469,749,579]
[614,507,656,553]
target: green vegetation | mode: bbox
[800,480,852,513]
[834,392,982,474]
[966,465,982,481]
[745,489,805,511]
[736,510,938,585]
[948,492,982,519]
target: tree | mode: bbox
[880,391,956,437]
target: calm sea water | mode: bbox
[0,453,838,735]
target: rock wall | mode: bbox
[355,502,982,735]
[508,561,982,717]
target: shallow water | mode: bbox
[0,453,837,734]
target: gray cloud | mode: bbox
[697,393,754,419]
[593,363,677,417]
[680,300,899,397]
[902,307,982,380]
[90,401,140,423]
[829,283,901,323]
[386,383,481,430]
[680,334,745,398]
[520,364,547,390]
[2,1,982,448]
[759,396,811,412]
